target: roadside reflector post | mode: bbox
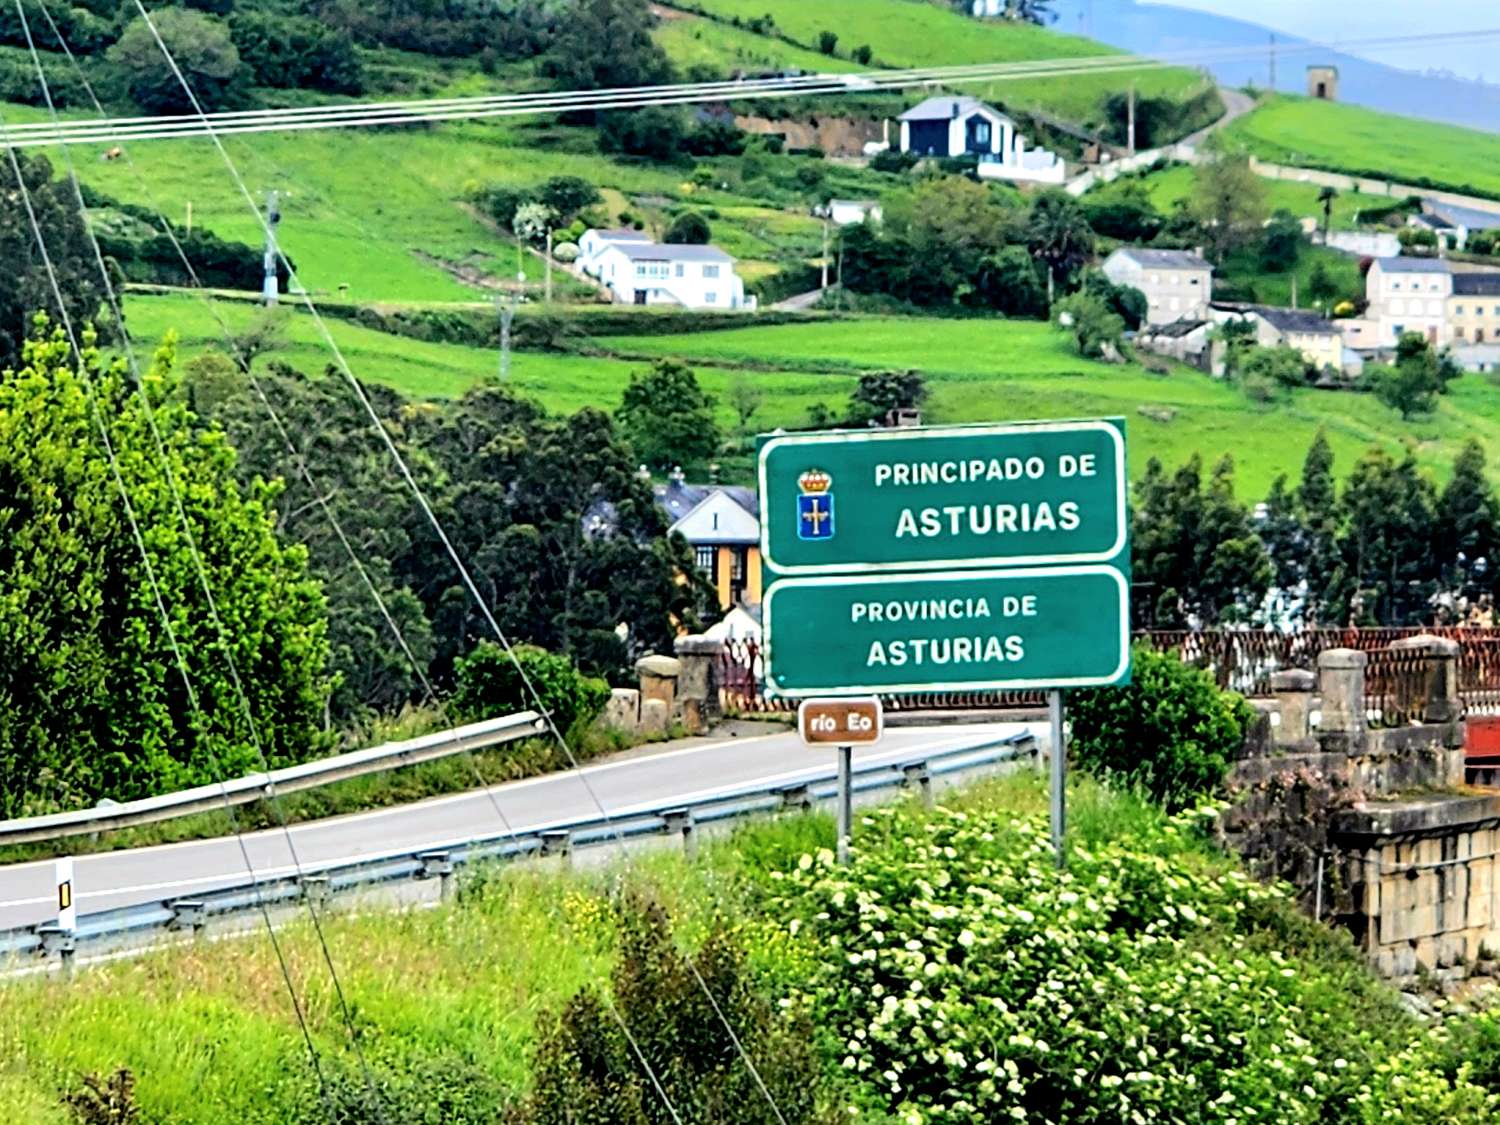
[540,830,572,867]
[901,762,934,809]
[419,851,455,903]
[836,744,853,864]
[299,874,330,909]
[774,784,813,813]
[37,924,75,979]
[1049,690,1066,868]
[660,808,696,860]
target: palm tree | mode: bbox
[1317,185,1338,243]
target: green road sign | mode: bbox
[763,566,1130,697]
[758,420,1126,575]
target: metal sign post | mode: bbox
[800,698,883,865]
[1049,691,1066,867]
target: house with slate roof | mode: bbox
[897,95,1064,184]
[1414,198,1500,251]
[1210,302,1351,377]
[653,472,763,610]
[579,230,754,310]
[1102,247,1214,326]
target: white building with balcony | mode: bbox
[579,230,753,310]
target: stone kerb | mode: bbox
[673,635,724,735]
[636,654,681,729]
[1270,668,1316,742]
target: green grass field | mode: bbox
[1125,163,1387,230]
[676,0,1215,127]
[1224,94,1500,201]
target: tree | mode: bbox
[1336,446,1438,625]
[851,44,872,64]
[975,245,1047,317]
[1080,180,1163,242]
[542,0,673,97]
[0,324,332,816]
[1434,439,1500,619]
[884,176,1009,302]
[1308,259,1341,306]
[1296,430,1343,624]
[1132,454,1271,627]
[0,154,108,372]
[725,372,763,439]
[1240,345,1311,394]
[1212,317,1258,379]
[847,369,927,427]
[1078,269,1148,330]
[664,211,711,245]
[598,105,689,162]
[617,360,721,472]
[513,202,556,244]
[1187,145,1268,262]
[109,9,245,113]
[1317,185,1338,242]
[536,176,602,222]
[1025,189,1094,290]
[1372,331,1460,418]
[1258,208,1303,273]
[817,30,838,54]
[1257,474,1304,613]
[1053,290,1124,360]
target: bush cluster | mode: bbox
[451,642,610,737]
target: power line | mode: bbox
[8,27,1500,149]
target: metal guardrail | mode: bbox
[0,732,1036,964]
[0,712,544,847]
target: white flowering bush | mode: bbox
[765,802,1498,1124]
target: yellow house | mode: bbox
[654,476,763,611]
[1211,303,1347,376]
[1448,273,1500,345]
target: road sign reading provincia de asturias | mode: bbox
[758,420,1125,574]
[757,419,1130,698]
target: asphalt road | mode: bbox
[0,721,1036,932]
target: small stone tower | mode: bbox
[1307,65,1339,101]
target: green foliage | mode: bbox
[1258,208,1304,273]
[1337,445,1440,625]
[512,896,828,1124]
[846,369,927,426]
[1025,188,1094,286]
[976,245,1047,317]
[599,106,690,162]
[1077,268,1148,330]
[1188,146,1268,262]
[0,154,109,372]
[816,29,838,54]
[451,643,609,736]
[1372,332,1461,418]
[1053,290,1124,359]
[1435,439,1500,615]
[228,11,364,95]
[665,211,712,245]
[617,359,722,472]
[1240,344,1313,394]
[109,9,246,113]
[62,1069,140,1125]
[0,324,333,816]
[1080,179,1163,242]
[543,0,675,94]
[1069,647,1251,809]
[1133,454,1272,626]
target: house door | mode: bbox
[965,116,993,155]
[633,289,648,305]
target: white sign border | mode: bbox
[757,419,1128,576]
[763,564,1131,698]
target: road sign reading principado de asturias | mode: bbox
[758,419,1130,698]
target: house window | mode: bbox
[731,550,746,581]
[1457,327,1467,340]
[703,264,721,279]
[1480,328,1488,342]
[675,263,685,278]
[1394,324,1405,336]
[1457,305,1466,315]
[1189,277,1200,286]
[705,292,718,304]
[694,546,715,573]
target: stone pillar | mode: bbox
[1318,648,1367,737]
[637,654,680,735]
[1271,668,1317,741]
[673,635,724,735]
[1390,634,1461,724]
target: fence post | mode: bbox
[38,924,75,979]
[541,830,572,867]
[169,899,207,940]
[660,808,696,860]
[419,851,455,903]
[901,762,934,808]
[1270,668,1316,741]
[1318,648,1367,744]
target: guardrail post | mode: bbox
[901,763,934,809]
[299,875,330,909]
[660,808,696,860]
[541,830,572,867]
[37,925,75,980]
[169,899,207,940]
[773,784,813,814]
[419,851,455,903]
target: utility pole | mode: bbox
[1290,274,1299,310]
[1269,33,1277,92]
[836,228,845,311]
[497,269,524,382]
[262,189,281,307]
[1126,83,1136,156]
[185,200,193,237]
[821,219,830,290]
[544,229,553,305]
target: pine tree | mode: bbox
[1337,446,1439,625]
[1296,431,1343,624]
[1258,474,1303,619]
[1435,439,1500,620]
[1196,455,1272,624]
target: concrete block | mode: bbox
[1437,934,1467,968]
[1415,935,1438,969]
[602,688,641,732]
[1318,648,1367,736]
[640,697,670,736]
[636,654,681,717]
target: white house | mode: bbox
[580,232,753,310]
[1364,257,1453,347]
[1101,247,1213,326]
[824,199,882,226]
[896,95,1064,185]
[1413,198,1500,250]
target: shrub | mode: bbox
[851,44,872,64]
[450,642,609,735]
[870,148,917,174]
[1068,646,1253,810]
[664,210,711,244]
[817,30,838,54]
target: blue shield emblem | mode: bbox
[796,470,835,541]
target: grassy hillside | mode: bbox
[1224,94,1500,201]
[673,0,1216,129]
[1128,163,1388,230]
